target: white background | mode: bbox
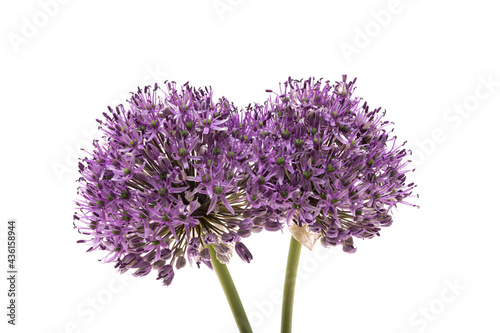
[1,0,499,332]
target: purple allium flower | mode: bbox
[247,76,418,253]
[74,82,269,286]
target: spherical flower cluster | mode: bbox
[74,82,277,286]
[245,76,417,253]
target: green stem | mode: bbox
[281,236,302,333]
[208,245,253,333]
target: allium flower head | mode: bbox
[74,82,270,285]
[247,76,418,253]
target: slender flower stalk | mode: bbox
[281,236,302,333]
[208,245,253,333]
